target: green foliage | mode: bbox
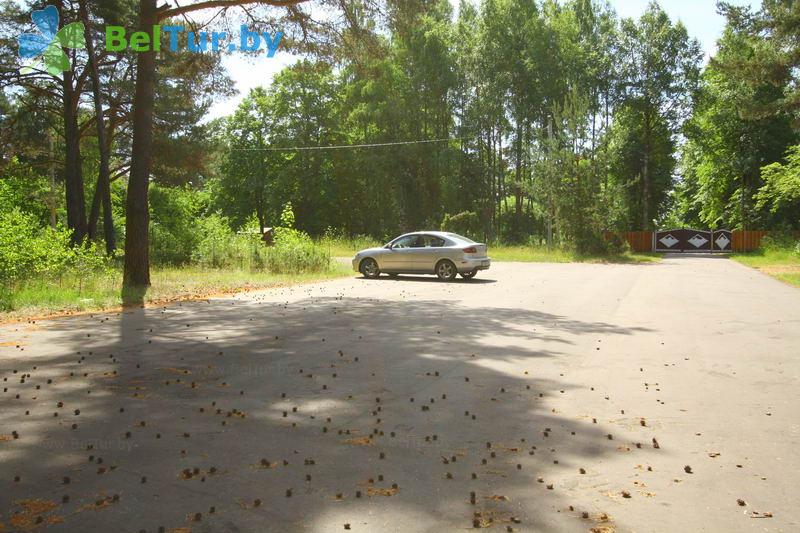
[714,1,800,124]
[676,22,797,230]
[218,62,343,235]
[675,2,800,231]
[494,199,537,244]
[756,145,800,219]
[0,159,56,225]
[612,3,702,230]
[535,88,624,255]
[279,202,296,228]
[210,1,705,243]
[146,185,332,274]
[267,226,330,274]
[0,209,110,309]
[760,232,800,253]
[441,211,481,240]
[190,211,330,274]
[607,105,676,229]
[191,214,253,269]
[149,184,208,265]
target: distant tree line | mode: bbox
[218,0,707,252]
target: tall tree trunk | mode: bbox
[48,132,57,229]
[88,122,116,237]
[80,0,115,255]
[115,0,305,296]
[123,0,157,292]
[62,68,87,244]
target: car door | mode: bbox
[413,235,445,272]
[383,235,417,271]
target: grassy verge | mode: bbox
[488,246,660,264]
[731,249,800,288]
[1,263,352,322]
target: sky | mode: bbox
[206,0,762,120]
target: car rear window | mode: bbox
[446,233,476,244]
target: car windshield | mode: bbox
[446,232,476,244]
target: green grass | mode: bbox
[731,248,800,288]
[488,245,660,264]
[320,237,661,264]
[0,263,351,321]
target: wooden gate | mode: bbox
[711,229,732,252]
[654,228,732,253]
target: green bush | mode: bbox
[761,232,799,252]
[191,208,330,274]
[0,159,55,224]
[266,226,330,273]
[441,211,482,240]
[0,209,111,310]
[149,185,207,265]
[261,202,330,273]
[569,231,631,257]
[0,209,109,283]
[602,233,631,256]
[192,214,251,269]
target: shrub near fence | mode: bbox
[603,231,653,253]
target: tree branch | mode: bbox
[157,0,311,21]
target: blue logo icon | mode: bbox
[18,5,85,76]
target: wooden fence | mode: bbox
[731,230,769,252]
[606,230,796,253]
[605,231,653,253]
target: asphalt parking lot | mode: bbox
[1,256,798,532]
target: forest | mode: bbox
[0,0,799,308]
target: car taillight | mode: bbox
[463,246,477,253]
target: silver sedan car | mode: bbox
[352,231,491,281]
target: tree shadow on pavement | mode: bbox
[0,292,652,532]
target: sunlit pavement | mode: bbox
[1,257,799,532]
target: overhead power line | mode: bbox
[229,137,468,151]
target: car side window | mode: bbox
[421,235,444,247]
[392,235,416,249]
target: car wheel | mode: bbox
[359,258,380,279]
[460,269,477,279]
[436,259,457,281]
